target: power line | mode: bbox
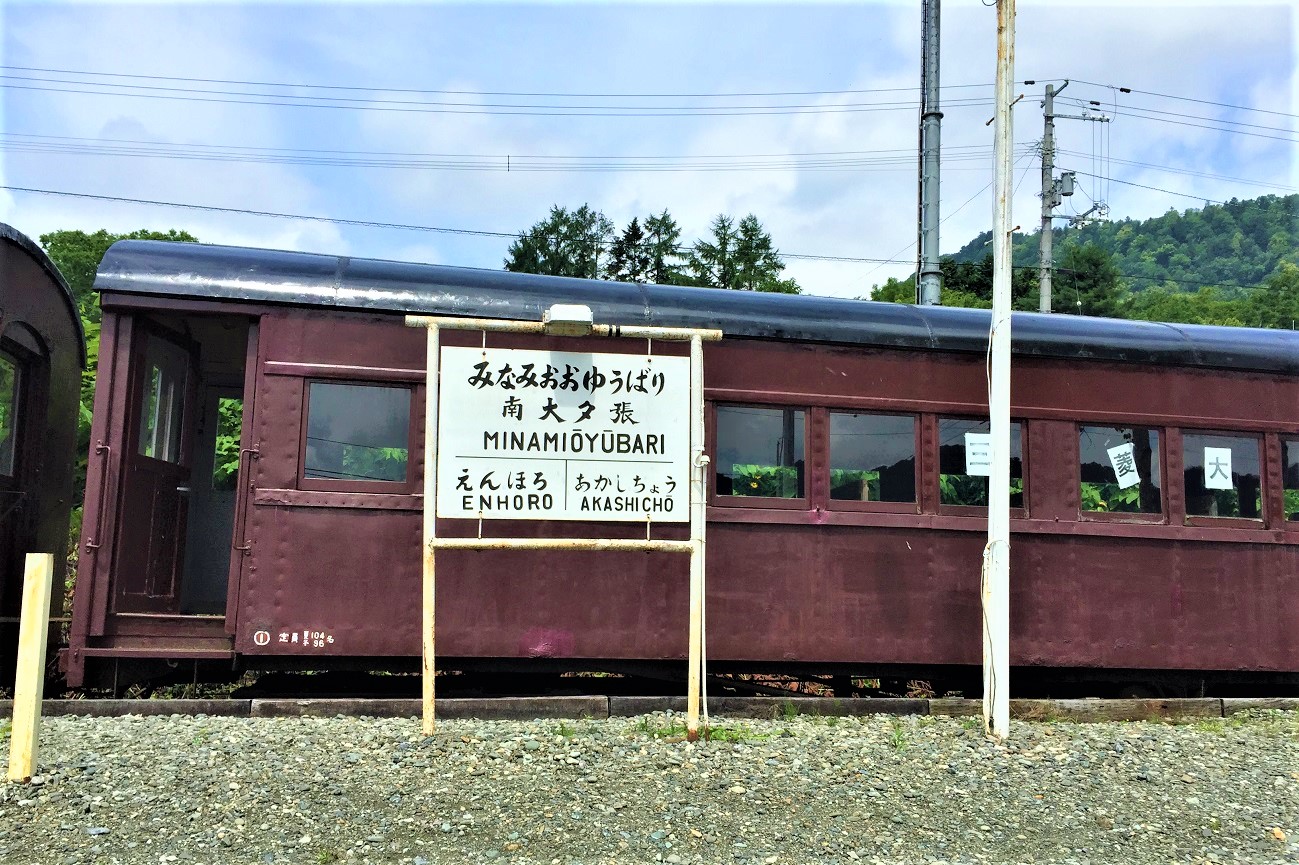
[1059,96,1297,136]
[0,130,1010,161]
[1,184,517,238]
[1068,78,1299,120]
[0,184,906,264]
[1055,148,1296,193]
[0,64,1000,99]
[1062,169,1226,205]
[0,78,996,117]
[0,134,1028,173]
[1057,99,1298,145]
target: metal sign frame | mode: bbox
[405,313,722,739]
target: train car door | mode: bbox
[112,328,195,613]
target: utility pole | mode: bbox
[985,0,1015,742]
[1037,81,1065,313]
[1030,79,1108,312]
[917,0,943,305]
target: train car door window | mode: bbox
[828,412,916,507]
[1078,425,1163,517]
[301,381,413,490]
[714,405,806,499]
[937,418,1023,509]
[0,351,19,477]
[1182,432,1262,520]
[137,336,189,463]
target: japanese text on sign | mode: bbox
[1203,446,1233,491]
[965,432,992,476]
[437,346,690,521]
[1106,442,1141,490]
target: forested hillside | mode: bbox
[949,194,1296,292]
[874,194,1299,327]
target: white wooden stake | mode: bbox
[421,325,440,736]
[984,0,1016,741]
[686,335,706,741]
[9,553,54,782]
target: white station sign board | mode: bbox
[437,346,691,522]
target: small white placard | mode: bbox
[1106,442,1141,490]
[964,432,992,476]
[1203,446,1233,490]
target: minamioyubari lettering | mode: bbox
[483,430,665,455]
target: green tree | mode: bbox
[1126,285,1247,326]
[606,216,652,283]
[1055,243,1122,317]
[39,228,199,517]
[1245,261,1299,329]
[689,213,799,293]
[41,228,197,324]
[504,205,614,279]
[643,210,688,285]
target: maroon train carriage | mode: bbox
[0,223,84,683]
[63,239,1299,696]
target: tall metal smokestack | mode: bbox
[917,0,943,305]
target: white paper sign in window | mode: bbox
[437,346,690,522]
[1106,442,1140,489]
[1203,446,1233,491]
[964,432,992,476]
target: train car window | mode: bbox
[937,418,1023,508]
[1078,426,1162,514]
[715,405,805,498]
[829,412,916,502]
[304,382,411,484]
[1284,440,1299,521]
[137,337,188,464]
[0,351,18,476]
[1182,432,1262,519]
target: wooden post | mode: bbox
[685,335,705,741]
[8,553,54,782]
[421,325,440,736]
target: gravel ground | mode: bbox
[1,710,1296,865]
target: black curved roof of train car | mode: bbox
[96,239,1299,376]
[1,222,86,366]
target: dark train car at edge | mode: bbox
[0,223,84,681]
[64,239,1299,695]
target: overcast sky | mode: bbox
[0,1,1294,298]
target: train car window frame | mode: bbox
[1077,424,1165,523]
[134,329,194,467]
[1180,429,1265,526]
[825,410,920,515]
[934,416,1027,516]
[709,402,810,510]
[0,349,21,478]
[1282,437,1299,525]
[298,379,418,494]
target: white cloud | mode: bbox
[0,2,1291,301]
